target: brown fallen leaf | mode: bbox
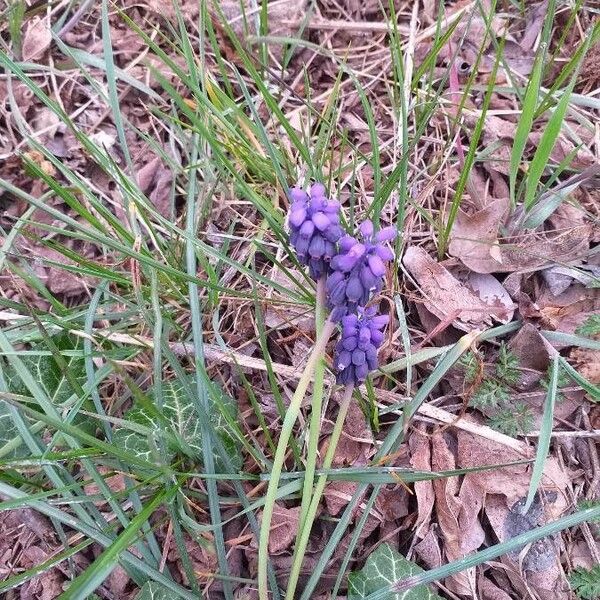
[374,485,409,522]
[136,155,173,219]
[503,40,535,77]
[22,16,52,62]
[450,201,592,273]
[108,564,130,596]
[266,504,300,555]
[570,347,600,385]
[503,495,568,598]
[409,427,436,533]
[479,577,514,600]
[167,530,218,586]
[528,131,596,171]
[413,528,443,570]
[570,539,600,570]
[448,197,509,273]
[463,272,515,324]
[83,466,127,506]
[431,433,482,596]
[509,323,551,389]
[324,480,359,517]
[457,423,571,520]
[328,398,372,467]
[403,246,510,331]
[34,246,89,296]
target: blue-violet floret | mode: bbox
[334,307,388,385]
[326,220,396,318]
[288,183,343,280]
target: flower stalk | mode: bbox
[296,276,328,533]
[257,318,336,600]
[284,384,355,600]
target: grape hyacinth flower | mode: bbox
[334,307,388,385]
[288,183,343,280]
[326,220,396,318]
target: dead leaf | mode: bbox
[504,495,556,569]
[136,155,173,218]
[457,422,571,517]
[108,564,130,595]
[324,480,359,517]
[328,398,372,467]
[403,246,507,331]
[431,433,482,596]
[538,289,599,335]
[413,528,443,570]
[167,531,218,585]
[265,504,300,554]
[519,1,548,52]
[374,486,409,522]
[479,577,514,600]
[83,466,127,506]
[529,131,595,171]
[509,324,550,389]
[450,201,591,273]
[457,426,529,504]
[542,265,600,296]
[448,197,509,273]
[464,272,515,324]
[503,40,534,77]
[414,301,462,346]
[22,150,56,177]
[34,246,88,296]
[502,495,568,598]
[409,428,436,533]
[570,347,600,384]
[570,539,600,570]
[22,16,52,62]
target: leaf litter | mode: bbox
[0,0,599,598]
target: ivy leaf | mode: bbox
[0,334,87,457]
[134,581,174,600]
[348,543,441,600]
[0,401,22,458]
[112,407,160,464]
[4,334,86,406]
[113,375,242,472]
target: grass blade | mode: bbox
[523,29,595,210]
[523,353,559,512]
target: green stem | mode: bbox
[284,384,354,600]
[257,319,336,600]
[295,278,328,538]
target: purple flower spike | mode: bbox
[334,306,388,386]
[326,220,396,318]
[288,183,343,280]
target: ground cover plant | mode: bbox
[0,0,599,599]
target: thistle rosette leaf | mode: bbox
[326,220,396,318]
[334,307,388,386]
[288,183,343,280]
